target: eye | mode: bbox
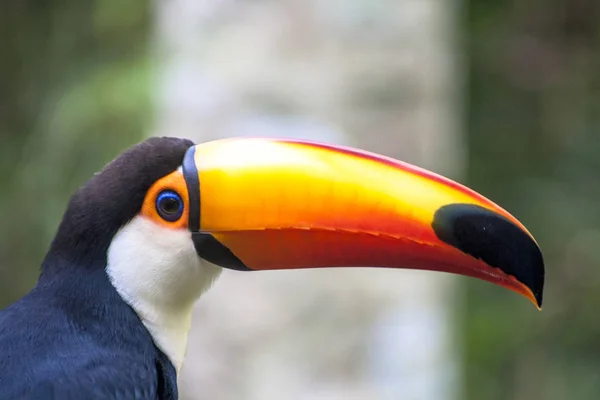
[155,190,184,222]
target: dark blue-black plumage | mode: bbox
[0,268,177,400]
[0,137,194,400]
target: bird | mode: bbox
[0,136,544,399]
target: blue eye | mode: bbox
[156,190,184,222]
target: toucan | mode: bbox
[0,137,544,399]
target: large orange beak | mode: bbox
[181,138,544,308]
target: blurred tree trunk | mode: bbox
[154,1,462,399]
[465,1,600,399]
[0,1,152,306]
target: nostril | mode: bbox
[432,203,545,306]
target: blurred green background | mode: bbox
[1,1,599,399]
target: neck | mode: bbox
[125,297,195,371]
[105,215,222,370]
[35,264,173,363]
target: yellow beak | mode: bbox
[182,138,544,308]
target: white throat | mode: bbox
[106,215,222,371]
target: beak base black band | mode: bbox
[191,233,250,271]
[182,146,201,232]
[182,145,251,271]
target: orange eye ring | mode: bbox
[141,170,190,230]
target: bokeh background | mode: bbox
[1,1,599,399]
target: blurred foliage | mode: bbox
[0,1,151,305]
[464,1,600,399]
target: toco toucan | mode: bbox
[0,137,544,399]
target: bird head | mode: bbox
[43,136,544,368]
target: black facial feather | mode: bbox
[42,137,194,272]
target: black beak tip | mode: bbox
[432,203,545,307]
